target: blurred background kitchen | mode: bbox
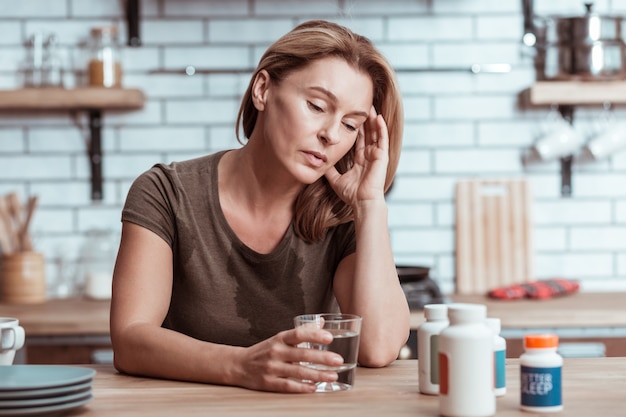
[2,0,626,300]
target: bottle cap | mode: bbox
[447,303,487,323]
[424,304,448,320]
[485,317,501,334]
[524,334,559,348]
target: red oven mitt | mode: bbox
[488,278,580,300]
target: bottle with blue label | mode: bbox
[486,317,506,396]
[520,334,563,412]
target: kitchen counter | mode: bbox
[3,293,626,362]
[5,293,623,337]
[68,358,625,416]
[0,298,111,364]
[1,298,110,336]
[410,293,626,357]
[410,293,626,329]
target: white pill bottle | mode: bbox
[439,303,495,417]
[418,304,449,395]
[486,317,507,396]
[520,334,563,413]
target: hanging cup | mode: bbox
[585,124,626,159]
[533,121,583,160]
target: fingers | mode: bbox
[283,327,343,365]
[286,329,344,377]
[367,106,380,146]
[265,365,336,393]
[323,165,341,188]
[238,328,346,393]
[248,360,338,393]
[369,106,389,151]
[356,122,366,151]
[288,324,333,344]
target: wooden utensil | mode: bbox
[19,196,38,251]
[0,196,16,253]
[455,178,534,295]
[6,192,23,233]
[0,205,13,253]
[0,193,39,253]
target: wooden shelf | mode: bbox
[528,81,626,197]
[0,87,144,111]
[530,80,626,105]
[0,87,145,201]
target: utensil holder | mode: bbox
[0,252,46,304]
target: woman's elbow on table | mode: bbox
[110,325,150,377]
[358,341,405,368]
[111,338,138,376]
[359,354,394,368]
[358,325,411,367]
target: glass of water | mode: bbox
[293,313,362,392]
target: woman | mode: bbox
[110,20,410,393]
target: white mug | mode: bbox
[585,125,626,159]
[534,122,583,160]
[0,317,26,365]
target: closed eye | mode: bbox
[343,122,357,132]
[307,101,323,112]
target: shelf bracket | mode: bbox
[560,155,573,197]
[88,110,103,201]
[126,0,141,47]
[558,105,575,197]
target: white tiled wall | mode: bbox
[2,0,626,294]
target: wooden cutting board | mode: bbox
[455,178,534,295]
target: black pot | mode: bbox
[396,266,445,310]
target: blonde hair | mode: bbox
[236,20,403,242]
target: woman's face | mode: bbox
[252,56,373,185]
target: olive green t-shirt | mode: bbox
[122,151,356,347]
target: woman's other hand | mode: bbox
[324,106,389,207]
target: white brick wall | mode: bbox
[2,0,626,295]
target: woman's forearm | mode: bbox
[112,322,243,386]
[348,198,411,367]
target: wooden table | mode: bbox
[410,293,626,357]
[66,358,625,416]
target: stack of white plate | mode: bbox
[0,365,95,416]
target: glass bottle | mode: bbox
[23,32,45,87]
[77,229,118,300]
[87,26,122,88]
[43,34,63,87]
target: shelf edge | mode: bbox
[0,87,145,111]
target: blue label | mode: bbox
[495,350,505,389]
[521,365,562,407]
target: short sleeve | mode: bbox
[121,164,178,248]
